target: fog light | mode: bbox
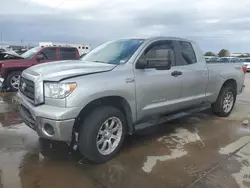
[43,123,55,136]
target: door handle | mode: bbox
[171,71,182,77]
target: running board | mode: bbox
[135,104,211,131]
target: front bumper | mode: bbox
[17,92,80,142]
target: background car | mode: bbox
[241,58,250,72]
[217,57,241,63]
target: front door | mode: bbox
[134,40,183,122]
[35,47,58,63]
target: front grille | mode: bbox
[20,105,36,130]
[20,76,35,102]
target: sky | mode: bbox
[0,0,250,53]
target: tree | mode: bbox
[218,49,230,57]
[204,52,216,56]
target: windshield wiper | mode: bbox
[92,60,108,63]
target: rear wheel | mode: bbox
[78,106,126,163]
[6,71,22,91]
[212,85,236,117]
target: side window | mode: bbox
[178,41,197,65]
[59,48,77,60]
[40,48,57,60]
[235,58,240,63]
[141,41,175,67]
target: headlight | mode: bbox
[44,82,77,99]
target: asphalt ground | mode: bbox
[0,74,250,188]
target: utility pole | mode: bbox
[0,32,2,45]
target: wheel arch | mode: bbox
[72,96,134,139]
[221,79,237,93]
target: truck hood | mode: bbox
[0,51,24,61]
[25,60,116,81]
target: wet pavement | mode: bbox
[1,74,250,188]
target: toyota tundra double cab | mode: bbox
[17,37,246,163]
[0,46,80,91]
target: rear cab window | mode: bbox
[59,48,77,60]
[177,41,197,65]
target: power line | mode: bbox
[0,32,2,45]
[43,0,67,16]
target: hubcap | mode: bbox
[223,91,234,113]
[10,75,20,89]
[96,117,123,155]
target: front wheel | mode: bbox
[6,71,22,91]
[212,85,236,117]
[78,106,126,163]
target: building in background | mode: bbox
[39,42,91,56]
[230,52,250,57]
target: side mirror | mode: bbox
[147,59,171,70]
[36,54,44,61]
[136,58,147,69]
[136,49,172,70]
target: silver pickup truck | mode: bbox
[17,37,246,163]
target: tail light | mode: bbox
[242,66,247,74]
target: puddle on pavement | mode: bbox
[1,93,250,187]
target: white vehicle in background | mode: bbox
[39,42,91,56]
[204,56,213,62]
[241,58,250,72]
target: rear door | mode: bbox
[59,48,78,60]
[174,40,209,109]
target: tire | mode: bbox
[6,71,22,91]
[78,106,126,163]
[212,85,236,117]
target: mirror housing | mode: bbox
[36,54,44,61]
[147,59,171,70]
[136,59,147,69]
[136,49,172,70]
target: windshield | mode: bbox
[21,47,41,59]
[218,58,230,63]
[81,39,145,64]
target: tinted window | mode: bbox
[218,58,230,63]
[230,58,236,63]
[140,41,175,66]
[178,41,197,65]
[234,58,240,63]
[245,59,250,62]
[209,57,219,62]
[59,48,77,60]
[40,48,57,60]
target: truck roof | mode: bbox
[40,46,77,49]
[115,36,194,43]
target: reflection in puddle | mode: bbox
[142,128,204,173]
